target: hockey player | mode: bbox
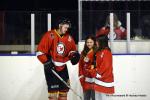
[37,18,80,100]
[78,35,97,100]
[97,13,126,40]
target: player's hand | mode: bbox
[44,60,55,71]
[69,51,80,65]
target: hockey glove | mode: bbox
[70,51,80,65]
[44,59,55,71]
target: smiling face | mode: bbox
[86,38,95,49]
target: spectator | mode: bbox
[97,13,127,40]
[79,35,97,100]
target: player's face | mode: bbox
[59,24,70,35]
[86,38,94,49]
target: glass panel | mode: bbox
[0,10,78,55]
[0,11,31,54]
[130,10,150,40]
[82,10,127,40]
[82,1,127,40]
[81,1,150,54]
[3,11,31,45]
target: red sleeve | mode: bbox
[96,50,113,79]
[78,54,85,87]
[67,35,77,58]
[119,26,127,39]
[122,29,127,39]
[37,32,53,63]
[96,27,109,37]
[79,57,84,76]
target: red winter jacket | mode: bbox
[79,49,95,91]
[84,48,115,94]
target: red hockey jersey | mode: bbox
[84,48,114,94]
[37,29,77,71]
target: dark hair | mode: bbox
[82,35,97,58]
[55,17,71,29]
[97,35,111,51]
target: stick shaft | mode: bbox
[51,69,82,100]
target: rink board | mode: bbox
[0,55,150,100]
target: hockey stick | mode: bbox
[51,69,83,100]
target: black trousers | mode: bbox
[44,65,69,92]
[84,89,95,100]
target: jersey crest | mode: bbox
[57,42,65,55]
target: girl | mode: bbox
[79,35,97,100]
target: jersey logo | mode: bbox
[57,42,65,55]
[84,56,89,63]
